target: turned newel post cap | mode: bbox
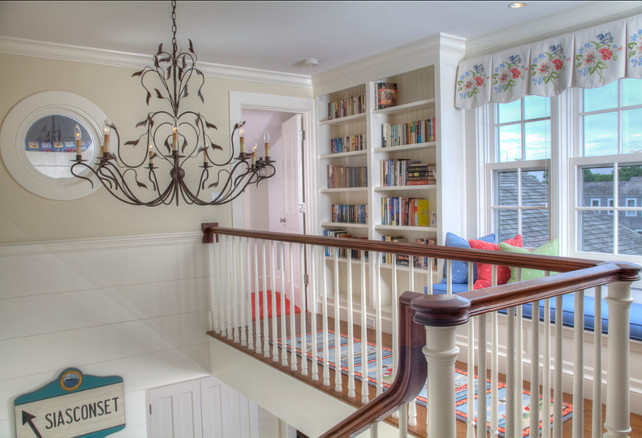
[411,293,471,327]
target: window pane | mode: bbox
[497,171,518,205]
[618,211,642,255]
[524,95,550,120]
[522,209,550,247]
[622,78,642,107]
[583,112,618,156]
[583,80,618,112]
[496,209,518,243]
[498,100,521,124]
[524,120,550,160]
[521,170,548,206]
[579,210,613,253]
[623,108,642,154]
[498,124,522,161]
[581,167,613,207]
[619,165,642,206]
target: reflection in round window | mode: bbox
[24,115,95,179]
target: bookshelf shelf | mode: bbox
[320,150,367,159]
[373,142,436,154]
[375,225,437,232]
[373,98,435,115]
[374,184,436,192]
[320,187,368,193]
[319,112,366,126]
[321,222,369,230]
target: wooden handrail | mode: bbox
[319,291,427,438]
[201,224,597,272]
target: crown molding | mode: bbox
[465,2,642,59]
[312,33,466,97]
[0,36,312,89]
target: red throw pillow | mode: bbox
[469,235,523,289]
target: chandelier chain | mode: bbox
[171,0,177,54]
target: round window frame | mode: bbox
[1,91,107,200]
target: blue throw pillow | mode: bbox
[440,232,495,284]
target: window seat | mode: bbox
[427,285,642,341]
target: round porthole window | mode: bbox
[1,91,107,200]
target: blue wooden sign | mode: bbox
[14,368,125,438]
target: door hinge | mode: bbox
[298,202,307,214]
[304,274,309,286]
[149,404,152,415]
[298,130,305,142]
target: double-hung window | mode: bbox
[572,79,642,257]
[488,96,551,247]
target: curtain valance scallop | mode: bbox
[454,14,642,109]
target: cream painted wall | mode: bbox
[0,53,311,244]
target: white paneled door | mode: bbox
[147,376,264,438]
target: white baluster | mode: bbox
[289,242,297,371]
[271,241,279,362]
[490,267,498,437]
[242,238,254,350]
[604,280,633,438]
[239,237,247,347]
[300,243,308,377]
[214,236,222,334]
[360,250,369,404]
[333,250,341,392]
[232,236,240,343]
[478,314,487,438]
[225,235,233,340]
[399,403,408,438]
[310,245,319,381]
[572,291,584,438]
[262,240,270,359]
[515,306,524,430]
[375,251,383,397]
[346,249,355,398]
[592,286,602,438]
[391,254,399,420]
[553,296,563,438]
[530,300,540,438]
[322,245,330,386]
[425,324,460,438]
[280,243,288,367]
[466,315,477,438]
[504,308,514,438]
[542,298,551,438]
[407,254,417,428]
[253,239,262,354]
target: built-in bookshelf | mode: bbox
[315,39,465,318]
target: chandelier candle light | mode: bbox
[70,0,275,206]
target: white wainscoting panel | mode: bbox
[0,232,212,436]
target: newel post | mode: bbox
[604,263,640,438]
[412,294,471,438]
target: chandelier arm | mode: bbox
[70,162,96,188]
[99,163,147,204]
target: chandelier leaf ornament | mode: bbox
[70,0,275,206]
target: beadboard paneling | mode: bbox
[0,233,213,435]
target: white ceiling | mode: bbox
[2,1,636,77]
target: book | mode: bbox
[377,83,398,109]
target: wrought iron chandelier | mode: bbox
[71,0,275,206]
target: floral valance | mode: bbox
[455,14,642,109]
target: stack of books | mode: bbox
[407,162,436,186]
[380,197,429,227]
[381,118,435,147]
[413,237,438,270]
[330,134,365,153]
[323,230,368,260]
[381,235,409,265]
[328,94,365,119]
[327,165,367,189]
[331,204,367,224]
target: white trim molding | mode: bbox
[0,36,312,89]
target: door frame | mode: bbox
[229,91,316,234]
